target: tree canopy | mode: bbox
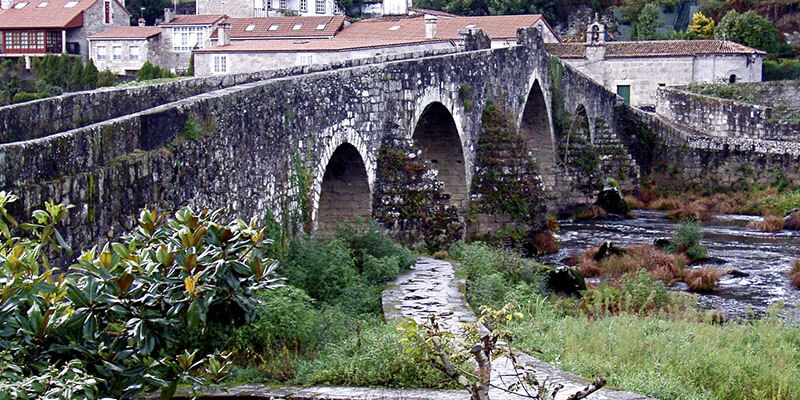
[713,10,781,53]
[688,11,715,39]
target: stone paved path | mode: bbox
[382,257,658,400]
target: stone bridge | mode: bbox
[0,28,638,255]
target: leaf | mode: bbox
[184,253,197,275]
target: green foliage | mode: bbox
[0,356,102,400]
[459,83,473,111]
[125,0,170,25]
[633,3,663,40]
[281,238,357,303]
[81,60,99,89]
[581,271,672,316]
[137,61,176,81]
[0,195,281,398]
[96,69,118,87]
[334,218,416,274]
[763,58,800,80]
[685,81,763,103]
[714,10,782,53]
[182,118,201,141]
[621,0,651,24]
[297,322,458,388]
[688,11,715,38]
[186,53,195,77]
[666,220,707,261]
[12,92,49,103]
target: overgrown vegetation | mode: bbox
[0,55,116,105]
[453,239,800,400]
[137,61,177,81]
[631,185,800,219]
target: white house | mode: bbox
[87,25,165,75]
[546,20,764,108]
[156,9,226,72]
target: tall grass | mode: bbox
[511,297,800,400]
[634,187,800,218]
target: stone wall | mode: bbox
[655,87,800,142]
[619,106,800,191]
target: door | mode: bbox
[616,85,631,106]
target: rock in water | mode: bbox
[596,184,630,216]
[594,241,626,261]
[784,208,800,230]
[548,266,586,295]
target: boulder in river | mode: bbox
[784,208,800,230]
[596,183,630,216]
[594,241,626,261]
[548,266,586,296]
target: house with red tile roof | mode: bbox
[86,25,165,75]
[207,15,346,44]
[0,0,129,61]
[192,13,560,76]
[197,0,344,18]
[155,9,226,73]
[546,20,765,107]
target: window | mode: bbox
[64,0,78,7]
[464,23,477,28]
[14,2,28,8]
[104,0,111,24]
[658,83,666,87]
[253,0,263,8]
[112,45,122,60]
[3,31,46,51]
[315,0,325,14]
[213,55,227,73]
[245,23,256,31]
[268,24,279,30]
[729,74,737,83]
[292,23,302,30]
[172,26,204,51]
[97,45,106,60]
[388,25,401,31]
[279,0,286,8]
[316,22,327,30]
[36,1,48,7]
[296,54,314,65]
[300,0,307,12]
[129,45,139,60]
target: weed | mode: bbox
[460,83,473,111]
[182,118,200,141]
[747,215,784,232]
[284,107,296,120]
[790,259,800,288]
[685,267,722,292]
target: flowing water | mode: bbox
[541,210,800,320]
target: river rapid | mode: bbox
[541,210,800,320]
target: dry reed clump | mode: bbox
[784,210,800,230]
[746,215,785,232]
[665,200,712,221]
[578,244,686,283]
[649,197,683,210]
[636,187,661,205]
[573,205,607,220]
[532,231,559,254]
[790,259,800,288]
[685,267,723,292]
[624,194,646,209]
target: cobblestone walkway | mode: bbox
[382,257,657,400]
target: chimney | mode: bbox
[138,18,146,27]
[218,23,231,46]
[425,14,437,39]
[164,8,175,23]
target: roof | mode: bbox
[211,16,345,39]
[0,0,128,29]
[195,38,451,53]
[337,14,545,41]
[408,8,458,17]
[546,40,767,59]
[159,14,226,26]
[88,26,162,39]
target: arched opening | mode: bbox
[316,143,371,236]
[520,80,555,162]
[412,102,468,211]
[729,74,737,83]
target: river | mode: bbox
[543,210,800,320]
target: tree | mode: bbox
[713,10,781,53]
[126,0,170,25]
[621,0,651,24]
[688,12,715,38]
[67,57,84,91]
[633,3,662,40]
[81,59,99,89]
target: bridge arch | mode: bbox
[411,101,469,212]
[518,78,557,170]
[313,142,372,236]
[573,104,594,144]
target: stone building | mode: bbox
[197,0,344,17]
[156,10,225,72]
[0,0,130,62]
[87,25,165,75]
[193,13,561,76]
[207,15,345,45]
[545,20,764,108]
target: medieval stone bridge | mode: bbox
[0,28,637,253]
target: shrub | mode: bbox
[667,219,707,261]
[0,194,281,398]
[685,267,722,292]
[335,218,416,273]
[581,271,672,316]
[12,91,47,103]
[281,238,357,303]
[468,272,510,309]
[96,69,117,87]
[789,259,800,288]
[361,253,401,283]
[763,59,800,81]
[137,61,176,81]
[746,215,785,232]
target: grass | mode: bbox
[114,76,184,88]
[510,299,800,400]
[631,186,800,218]
[747,214,785,232]
[685,267,723,292]
[579,244,687,284]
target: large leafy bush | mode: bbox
[0,192,281,398]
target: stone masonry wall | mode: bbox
[655,87,800,142]
[619,106,800,191]
[1,29,572,256]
